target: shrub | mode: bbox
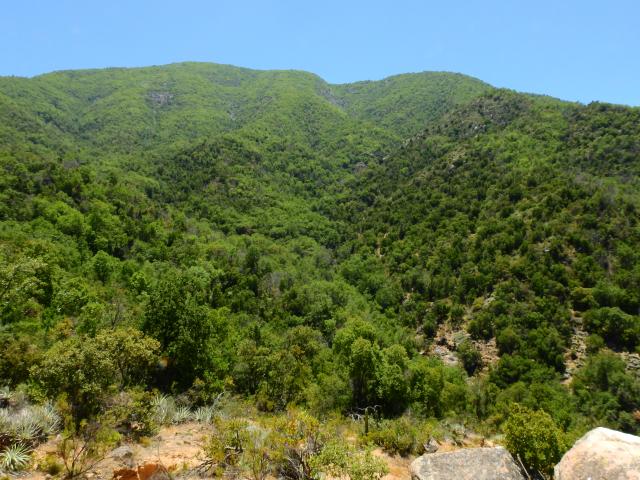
[310,438,388,480]
[585,334,605,354]
[38,454,64,475]
[457,340,483,375]
[107,390,159,439]
[0,397,60,448]
[504,404,567,476]
[366,417,420,456]
[57,416,120,480]
[583,307,640,350]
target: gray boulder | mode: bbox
[110,445,135,467]
[410,446,525,480]
[554,427,640,480]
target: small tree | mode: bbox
[457,340,483,375]
[57,402,119,479]
[504,404,567,477]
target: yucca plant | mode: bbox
[151,394,176,426]
[0,396,62,451]
[0,443,32,471]
[32,403,61,436]
[13,417,40,445]
[0,386,11,407]
[172,405,192,424]
[193,405,217,424]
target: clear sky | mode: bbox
[1,0,638,105]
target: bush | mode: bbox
[504,404,567,476]
[583,307,640,350]
[572,352,640,433]
[311,438,388,480]
[585,334,605,354]
[366,417,421,456]
[57,410,120,480]
[107,390,159,439]
[468,312,494,340]
[38,454,63,476]
[457,340,483,375]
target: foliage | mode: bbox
[572,352,640,433]
[457,340,483,375]
[366,416,424,456]
[310,438,388,480]
[0,443,31,472]
[30,328,159,420]
[504,404,567,477]
[57,410,119,480]
[0,402,60,447]
[1,61,640,461]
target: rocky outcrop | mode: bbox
[113,463,171,480]
[554,427,640,480]
[410,446,525,480]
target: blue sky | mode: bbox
[1,0,638,105]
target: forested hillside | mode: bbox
[1,62,639,477]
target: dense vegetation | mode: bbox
[1,62,639,476]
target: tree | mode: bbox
[572,352,640,433]
[583,307,639,351]
[0,254,45,324]
[143,273,230,389]
[31,337,117,420]
[348,338,382,408]
[457,340,482,375]
[94,327,160,388]
[504,404,567,476]
[30,328,159,420]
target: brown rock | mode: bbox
[113,463,171,480]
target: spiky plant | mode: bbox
[0,443,32,471]
[0,386,11,405]
[13,417,40,445]
[152,394,176,425]
[0,398,61,449]
[172,405,192,424]
[193,405,217,424]
[0,409,10,431]
[31,403,61,436]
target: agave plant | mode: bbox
[0,443,32,471]
[0,397,61,450]
[0,409,11,432]
[12,416,40,445]
[31,402,61,436]
[0,386,11,406]
[172,405,192,424]
[152,394,176,425]
[193,405,216,424]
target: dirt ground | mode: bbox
[23,423,415,480]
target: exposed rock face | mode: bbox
[113,463,171,480]
[410,446,525,480]
[554,427,640,480]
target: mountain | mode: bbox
[1,62,639,465]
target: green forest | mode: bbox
[1,62,639,478]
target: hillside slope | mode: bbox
[0,63,639,475]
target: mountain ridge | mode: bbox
[1,60,639,472]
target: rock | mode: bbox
[113,463,171,480]
[110,445,135,467]
[410,446,525,480]
[423,437,440,454]
[554,427,640,480]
